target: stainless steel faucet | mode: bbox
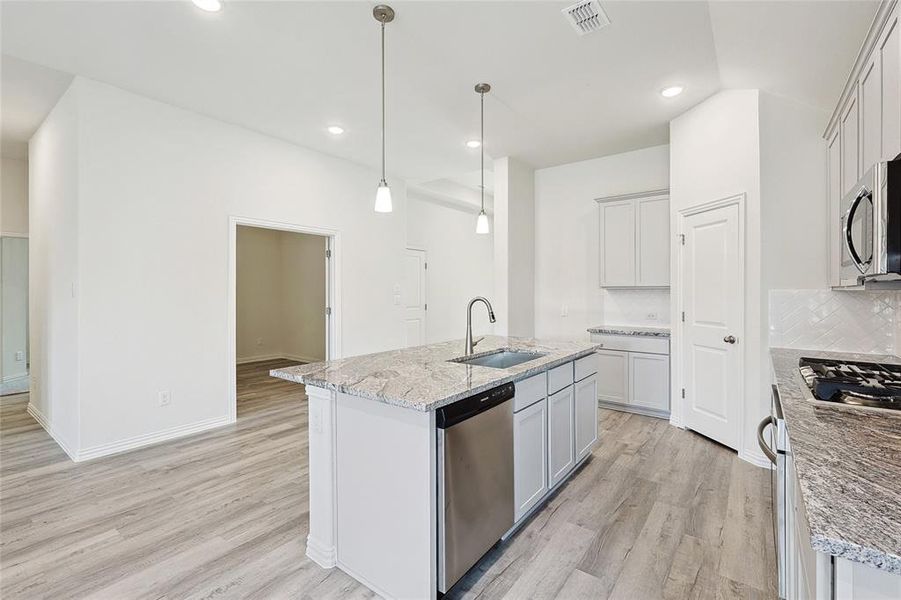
[465,296,497,355]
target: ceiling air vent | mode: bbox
[562,0,611,36]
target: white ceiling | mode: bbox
[0,0,878,186]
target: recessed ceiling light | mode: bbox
[661,86,684,98]
[466,140,481,149]
[192,0,222,11]
[327,125,345,135]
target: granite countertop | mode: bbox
[270,336,599,412]
[770,347,901,575]
[587,324,670,337]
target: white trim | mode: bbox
[823,0,898,138]
[26,402,78,461]
[0,231,28,238]
[305,534,337,569]
[739,448,772,469]
[595,187,670,203]
[235,353,320,366]
[75,415,231,462]
[227,216,340,423]
[673,193,747,453]
[597,400,670,420]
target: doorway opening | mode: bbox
[1,234,29,397]
[227,218,338,422]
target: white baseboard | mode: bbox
[739,448,772,469]
[598,399,670,421]
[305,534,337,569]
[26,402,78,461]
[2,371,28,383]
[75,415,233,462]
[236,353,320,365]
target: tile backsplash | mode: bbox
[769,289,899,354]
[603,289,671,326]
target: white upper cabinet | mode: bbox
[879,11,900,161]
[598,191,670,288]
[825,1,899,284]
[598,199,635,287]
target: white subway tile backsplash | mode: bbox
[769,289,899,354]
[603,289,671,326]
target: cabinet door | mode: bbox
[514,398,548,522]
[636,195,670,287]
[841,90,860,195]
[828,130,842,287]
[548,386,575,488]
[880,10,900,161]
[574,374,598,461]
[598,200,635,287]
[596,350,629,404]
[629,352,670,413]
[860,56,882,172]
[835,557,901,599]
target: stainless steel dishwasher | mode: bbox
[437,382,514,594]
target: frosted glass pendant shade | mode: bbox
[476,210,490,234]
[375,180,393,213]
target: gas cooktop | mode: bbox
[799,357,901,411]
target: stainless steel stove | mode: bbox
[799,357,901,411]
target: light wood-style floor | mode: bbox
[1,359,776,599]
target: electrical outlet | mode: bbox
[561,304,568,317]
[15,351,24,362]
[158,391,171,407]
[646,312,658,321]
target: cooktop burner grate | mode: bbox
[799,357,901,411]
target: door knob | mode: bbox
[723,335,737,344]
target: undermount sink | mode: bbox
[450,349,546,369]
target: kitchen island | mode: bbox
[271,336,599,599]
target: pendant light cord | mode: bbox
[381,21,386,182]
[480,90,484,212]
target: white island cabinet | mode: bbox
[271,336,600,600]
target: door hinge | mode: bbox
[681,311,685,322]
[680,233,685,245]
[424,303,428,311]
[325,249,332,259]
[424,262,428,270]
[325,306,332,316]
[681,388,685,399]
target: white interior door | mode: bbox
[681,202,743,450]
[403,248,427,347]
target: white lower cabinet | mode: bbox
[629,353,669,413]
[592,333,671,418]
[513,398,547,522]
[548,385,575,488]
[574,374,598,461]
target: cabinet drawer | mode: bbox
[547,362,574,395]
[590,333,669,355]
[574,354,597,382]
[514,372,547,412]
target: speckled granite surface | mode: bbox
[771,347,901,575]
[271,336,599,412]
[588,325,671,337]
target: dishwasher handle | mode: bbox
[436,382,515,429]
[757,415,777,465]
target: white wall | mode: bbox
[1,157,29,235]
[236,226,326,363]
[534,145,670,341]
[30,77,411,457]
[493,157,535,337]
[1,237,29,382]
[670,90,763,465]
[406,194,494,343]
[28,84,80,454]
[670,89,829,467]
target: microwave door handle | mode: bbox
[844,190,871,274]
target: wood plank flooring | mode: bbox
[1,359,776,599]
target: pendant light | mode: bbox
[474,83,491,234]
[373,5,395,213]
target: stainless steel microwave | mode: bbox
[839,158,901,287]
